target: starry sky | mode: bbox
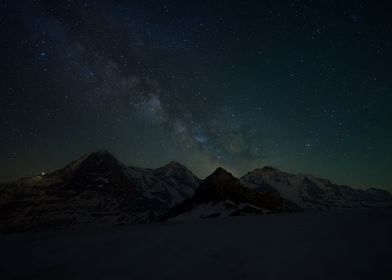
[0,0,391,190]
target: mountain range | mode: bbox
[241,166,392,209]
[0,150,391,233]
[165,167,299,221]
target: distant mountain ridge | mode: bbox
[0,151,391,233]
[241,166,392,210]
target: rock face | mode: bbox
[241,166,392,210]
[0,151,200,233]
[165,168,299,221]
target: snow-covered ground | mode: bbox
[1,209,392,280]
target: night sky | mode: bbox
[1,0,391,190]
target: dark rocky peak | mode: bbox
[194,168,244,201]
[212,167,233,176]
[204,167,236,183]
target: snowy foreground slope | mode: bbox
[1,209,392,280]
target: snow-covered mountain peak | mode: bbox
[164,160,185,168]
[90,149,112,156]
[76,149,119,164]
[259,166,281,172]
[249,166,290,177]
[154,161,199,181]
[157,161,191,174]
[62,150,128,175]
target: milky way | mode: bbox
[1,0,391,190]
